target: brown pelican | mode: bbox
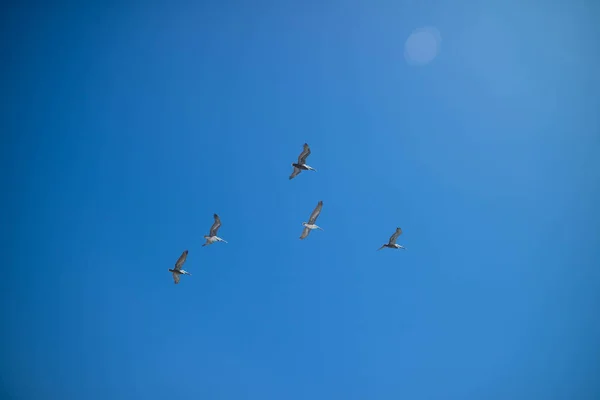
[168,250,192,284]
[289,143,317,180]
[377,228,406,250]
[202,214,228,246]
[300,200,324,239]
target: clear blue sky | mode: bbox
[2,1,599,399]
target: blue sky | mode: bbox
[2,1,599,399]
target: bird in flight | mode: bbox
[299,200,324,240]
[168,250,192,284]
[289,143,317,180]
[202,214,228,247]
[377,228,406,251]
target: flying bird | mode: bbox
[377,228,406,250]
[299,200,324,239]
[202,214,228,247]
[168,250,192,284]
[289,143,317,180]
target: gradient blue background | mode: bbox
[2,1,599,399]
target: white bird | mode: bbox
[168,250,192,284]
[377,227,406,250]
[202,214,228,247]
[300,200,324,240]
[289,143,317,180]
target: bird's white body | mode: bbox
[301,164,316,171]
[203,235,228,246]
[302,223,323,230]
[392,244,405,249]
[179,269,191,275]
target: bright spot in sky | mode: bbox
[404,26,442,66]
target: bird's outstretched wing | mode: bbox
[172,272,180,284]
[289,166,301,180]
[299,226,311,240]
[308,200,323,225]
[297,143,311,164]
[209,214,221,236]
[388,227,402,245]
[174,250,188,270]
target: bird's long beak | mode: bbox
[377,245,385,251]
